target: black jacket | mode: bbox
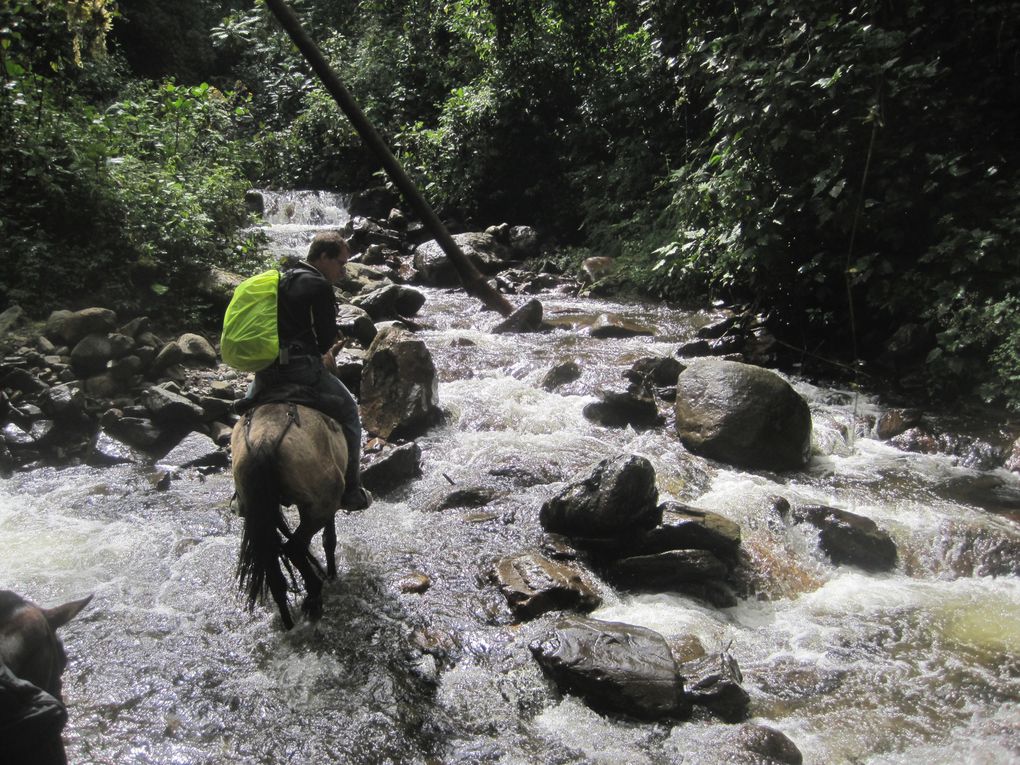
[277,262,337,357]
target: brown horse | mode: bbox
[231,402,348,629]
[0,590,92,765]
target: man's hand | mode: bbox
[323,336,346,374]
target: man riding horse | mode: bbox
[232,231,374,627]
[242,231,371,511]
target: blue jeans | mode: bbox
[247,354,363,491]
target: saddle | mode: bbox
[233,383,345,431]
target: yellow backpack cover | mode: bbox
[220,269,281,371]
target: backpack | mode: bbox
[220,269,282,372]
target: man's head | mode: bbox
[307,231,351,285]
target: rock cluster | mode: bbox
[485,454,755,724]
[0,307,233,474]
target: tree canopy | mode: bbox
[2,0,1018,408]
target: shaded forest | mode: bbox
[2,0,1018,408]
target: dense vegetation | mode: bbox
[2,0,1018,409]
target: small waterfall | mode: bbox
[250,189,352,261]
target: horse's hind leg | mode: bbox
[282,516,327,621]
[323,518,338,579]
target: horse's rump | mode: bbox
[230,403,349,626]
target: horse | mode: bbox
[231,402,348,629]
[0,590,93,765]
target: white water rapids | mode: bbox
[1,190,1017,764]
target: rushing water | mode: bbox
[2,195,1018,764]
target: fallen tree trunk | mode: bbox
[264,0,516,317]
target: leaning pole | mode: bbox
[264,0,516,317]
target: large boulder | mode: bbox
[361,441,422,494]
[787,505,898,572]
[176,334,217,367]
[493,551,601,619]
[634,502,742,559]
[360,326,442,440]
[352,284,427,321]
[681,650,751,722]
[413,232,511,286]
[608,549,730,589]
[540,454,660,538]
[69,333,114,377]
[45,307,117,346]
[674,359,812,471]
[582,389,661,429]
[529,615,689,719]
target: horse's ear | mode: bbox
[43,593,94,630]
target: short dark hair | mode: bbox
[307,231,349,262]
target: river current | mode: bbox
[1,191,1018,764]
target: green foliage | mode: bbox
[0,7,263,318]
[636,0,1020,408]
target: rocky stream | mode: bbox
[1,190,1019,764]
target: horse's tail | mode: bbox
[234,439,294,629]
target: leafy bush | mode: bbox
[1,4,263,318]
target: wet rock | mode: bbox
[199,396,232,421]
[353,284,427,321]
[875,409,923,440]
[398,572,431,594]
[582,389,661,429]
[681,650,750,722]
[45,307,117,346]
[335,358,363,399]
[144,385,205,425]
[541,361,581,392]
[529,615,689,719]
[696,315,740,340]
[209,380,237,400]
[104,416,163,449]
[84,371,124,398]
[336,303,378,347]
[625,356,684,389]
[934,474,1020,518]
[609,549,729,588]
[1006,436,1020,473]
[788,505,897,572]
[674,359,812,471]
[3,422,38,447]
[635,502,742,559]
[495,269,570,295]
[177,334,217,367]
[361,326,442,440]
[589,313,654,339]
[492,299,549,334]
[413,232,511,286]
[39,383,87,423]
[436,486,500,510]
[0,367,48,394]
[493,551,601,619]
[89,429,148,465]
[540,453,660,537]
[676,339,713,357]
[70,333,114,376]
[158,431,225,469]
[151,341,186,376]
[722,724,803,765]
